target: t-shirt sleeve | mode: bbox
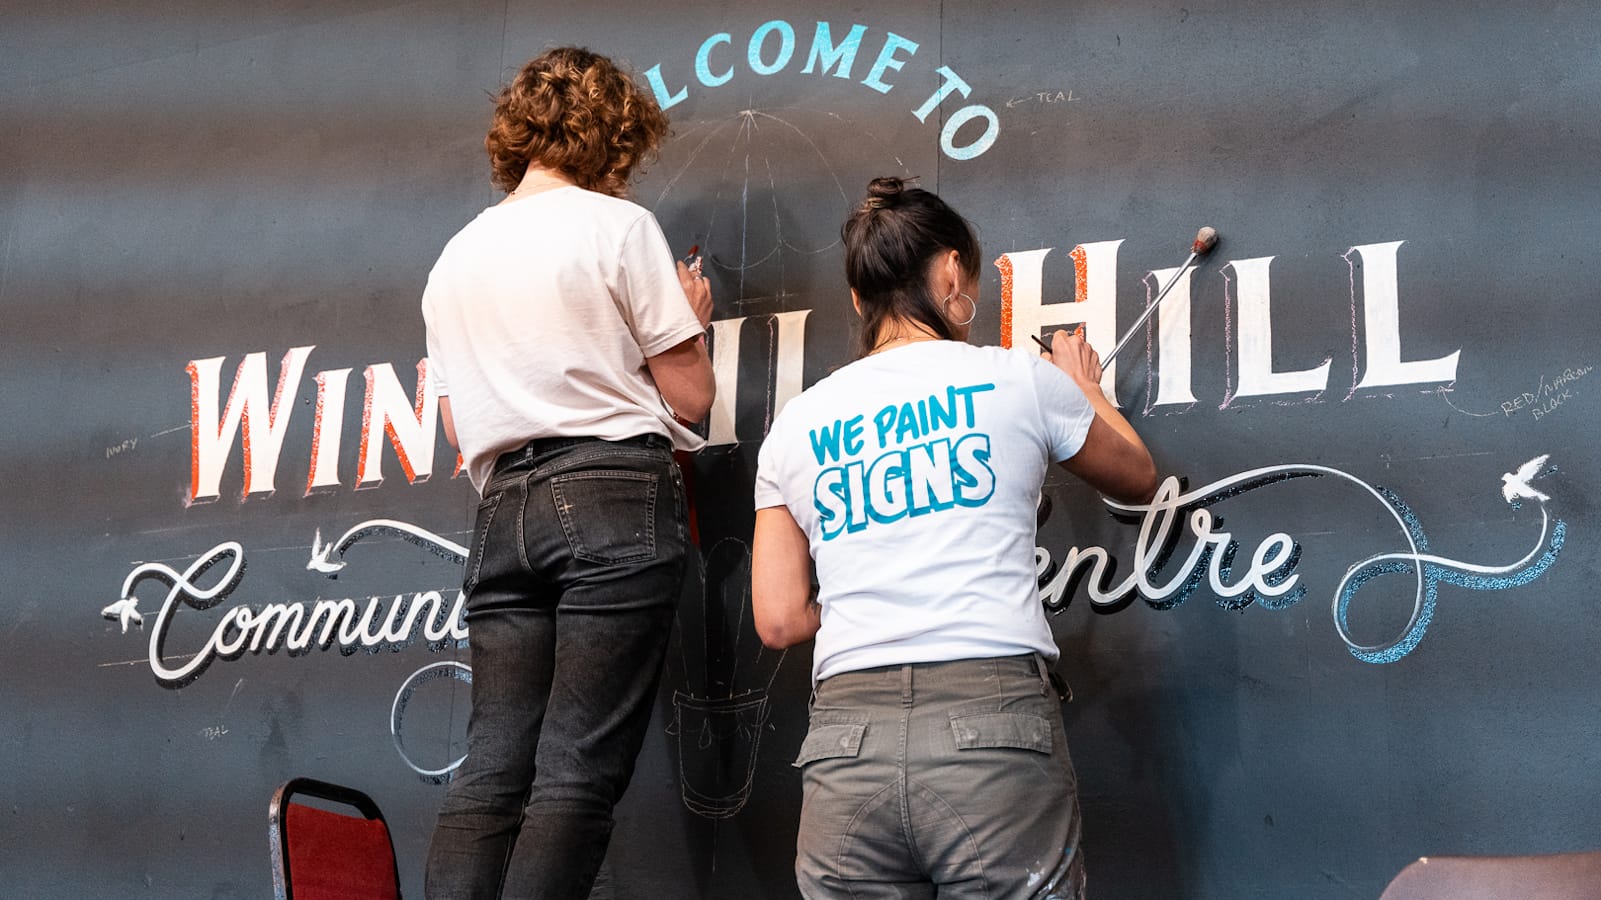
[420,272,449,397]
[753,421,787,510]
[1028,356,1097,463]
[615,213,706,357]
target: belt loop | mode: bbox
[900,665,913,708]
[1036,653,1072,703]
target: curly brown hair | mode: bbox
[486,47,670,198]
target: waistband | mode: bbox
[811,653,1070,706]
[491,432,671,477]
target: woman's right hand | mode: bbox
[1044,329,1159,504]
[677,261,713,329]
[1047,329,1103,388]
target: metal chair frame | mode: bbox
[268,777,401,900]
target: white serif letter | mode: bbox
[996,241,1124,405]
[1148,265,1199,406]
[1349,241,1460,388]
[357,360,438,488]
[706,310,812,446]
[188,347,315,502]
[1229,257,1331,398]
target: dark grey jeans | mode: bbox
[425,434,688,900]
[795,655,1086,899]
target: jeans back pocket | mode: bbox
[550,469,659,565]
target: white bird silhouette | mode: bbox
[1501,454,1551,504]
[101,596,144,633]
[306,528,345,574]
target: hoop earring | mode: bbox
[945,290,977,327]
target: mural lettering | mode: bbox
[187,236,1466,497]
[127,226,1559,790]
[646,20,1000,161]
[1036,456,1564,663]
[189,348,456,502]
[106,521,471,688]
[997,240,1461,408]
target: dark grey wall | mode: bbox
[3,1,1599,897]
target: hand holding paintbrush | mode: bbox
[676,243,712,329]
[681,243,704,278]
[1030,225,1218,368]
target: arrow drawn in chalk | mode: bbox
[1435,385,1498,418]
[308,519,468,576]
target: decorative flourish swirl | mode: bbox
[115,542,247,687]
[1329,492,1561,663]
[1102,458,1563,663]
[308,518,468,574]
[391,661,472,783]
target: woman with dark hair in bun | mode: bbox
[421,47,713,899]
[752,177,1157,898]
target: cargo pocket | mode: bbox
[792,714,869,768]
[550,470,658,565]
[949,711,1053,755]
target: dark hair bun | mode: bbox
[862,175,915,210]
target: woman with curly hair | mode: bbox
[752,177,1157,898]
[421,47,713,899]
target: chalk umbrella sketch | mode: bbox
[1068,454,1565,663]
[669,538,787,819]
[650,105,910,308]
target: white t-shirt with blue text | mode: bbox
[754,340,1096,682]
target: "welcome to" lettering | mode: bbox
[645,20,1001,161]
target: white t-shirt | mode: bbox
[754,341,1096,682]
[422,186,706,493]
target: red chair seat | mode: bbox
[284,804,400,900]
